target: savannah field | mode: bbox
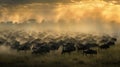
[0,43,120,67]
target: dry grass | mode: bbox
[0,44,120,67]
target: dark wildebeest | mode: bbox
[107,37,117,46]
[49,42,59,50]
[107,41,115,46]
[49,40,63,51]
[98,36,117,50]
[111,37,117,42]
[10,40,20,50]
[31,41,45,50]
[99,39,116,50]
[76,44,89,51]
[17,41,32,52]
[32,43,50,54]
[99,44,110,49]
[61,42,76,54]
[76,42,98,52]
[0,38,6,45]
[83,49,97,56]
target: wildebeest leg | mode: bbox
[24,50,27,54]
[61,51,64,55]
[85,54,87,56]
[82,51,85,56]
[77,50,82,53]
[17,50,21,54]
[83,53,87,56]
[88,54,93,57]
[97,48,101,53]
[82,51,84,56]
[68,52,71,55]
[76,49,80,53]
[91,54,94,57]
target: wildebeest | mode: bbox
[98,36,117,50]
[111,37,117,42]
[76,44,89,51]
[99,42,115,50]
[61,43,76,54]
[49,40,63,51]
[16,40,33,52]
[76,42,98,52]
[0,38,6,45]
[107,41,115,46]
[107,37,117,46]
[10,40,20,50]
[99,44,110,49]
[49,42,59,50]
[83,49,97,56]
[32,42,50,54]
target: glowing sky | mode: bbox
[0,0,120,34]
[0,0,119,23]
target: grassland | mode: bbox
[0,44,120,67]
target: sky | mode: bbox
[0,0,120,34]
[0,0,119,5]
[0,0,119,23]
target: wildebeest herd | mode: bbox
[0,30,118,56]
